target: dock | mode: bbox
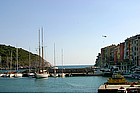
[98,84,140,93]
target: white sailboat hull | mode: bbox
[60,73,65,78]
[14,73,23,78]
[28,73,35,77]
[35,72,49,79]
[51,73,59,77]
[8,73,15,78]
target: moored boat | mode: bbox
[35,28,49,79]
[105,74,127,85]
[101,68,113,77]
[7,73,15,78]
[14,72,23,78]
[28,72,35,78]
[35,72,49,79]
[59,73,65,78]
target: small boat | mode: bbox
[7,73,15,78]
[101,68,113,77]
[59,73,65,78]
[105,74,127,85]
[35,72,49,79]
[52,66,59,78]
[8,51,15,78]
[0,73,7,77]
[14,72,23,78]
[123,73,133,78]
[126,87,140,93]
[28,72,35,78]
[14,48,23,78]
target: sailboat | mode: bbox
[27,48,35,77]
[60,49,65,78]
[52,43,58,77]
[35,28,49,79]
[7,51,15,78]
[14,48,23,78]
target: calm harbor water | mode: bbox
[0,76,108,93]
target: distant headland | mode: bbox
[0,44,52,69]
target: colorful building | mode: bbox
[95,34,140,71]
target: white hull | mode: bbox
[60,73,65,78]
[8,73,15,78]
[35,73,49,79]
[0,74,7,77]
[52,73,59,78]
[14,73,23,78]
[28,73,35,77]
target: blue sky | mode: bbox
[1,0,140,65]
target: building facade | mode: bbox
[95,34,140,71]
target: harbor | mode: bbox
[0,67,140,93]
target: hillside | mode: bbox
[0,44,52,69]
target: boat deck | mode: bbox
[98,84,140,93]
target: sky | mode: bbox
[1,0,140,65]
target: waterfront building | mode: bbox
[114,43,125,71]
[100,44,117,68]
[95,34,140,72]
[131,35,140,67]
[124,37,133,71]
[124,34,140,71]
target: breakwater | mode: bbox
[48,67,96,76]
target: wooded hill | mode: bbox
[0,44,52,69]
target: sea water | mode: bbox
[0,76,108,93]
[0,64,138,93]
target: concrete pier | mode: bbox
[98,84,140,93]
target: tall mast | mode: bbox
[10,51,12,72]
[29,47,31,73]
[0,55,1,68]
[61,49,63,73]
[54,43,56,66]
[39,29,41,72]
[42,27,44,72]
[54,43,57,77]
[16,48,18,71]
